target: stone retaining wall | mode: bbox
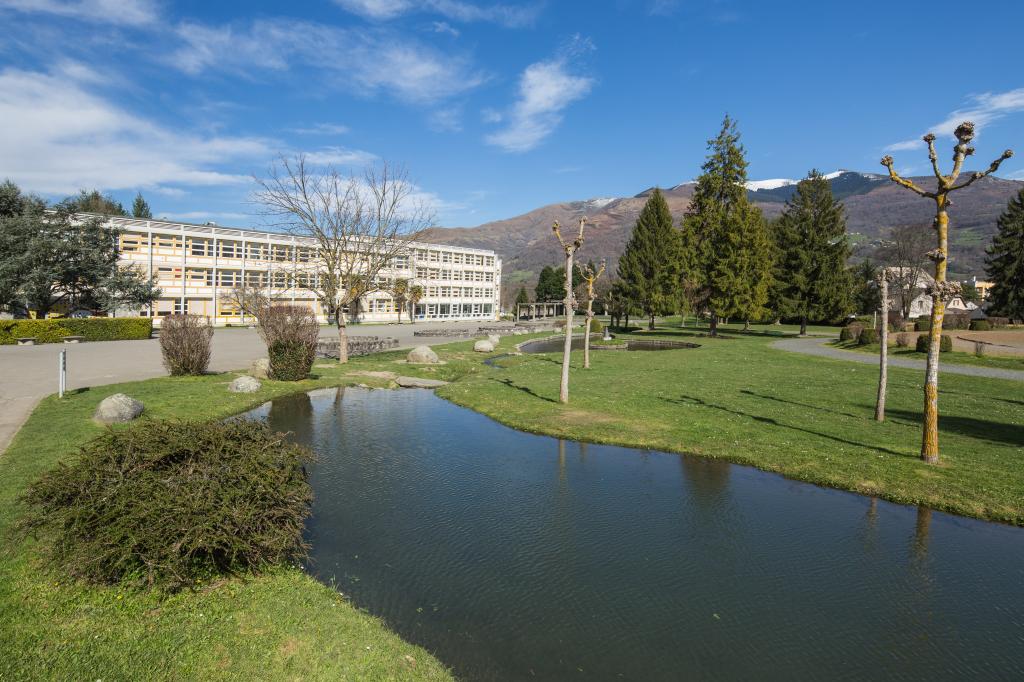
[316,336,399,358]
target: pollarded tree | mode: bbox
[552,217,587,404]
[682,115,765,336]
[618,188,681,329]
[774,170,853,335]
[986,187,1024,319]
[579,259,606,368]
[881,121,1013,463]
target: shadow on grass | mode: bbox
[663,393,913,459]
[739,389,868,421]
[492,377,557,403]
[883,408,1024,447]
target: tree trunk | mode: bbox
[336,311,349,364]
[584,305,593,369]
[921,201,947,463]
[624,313,629,329]
[709,313,718,337]
[743,319,751,331]
[799,316,807,336]
[875,276,888,422]
[559,252,575,403]
[648,313,655,330]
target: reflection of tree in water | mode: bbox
[679,455,731,504]
[911,506,932,566]
[266,391,316,447]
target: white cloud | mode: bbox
[428,107,463,132]
[288,123,352,136]
[332,0,540,27]
[485,49,596,153]
[0,0,158,25]
[885,87,1024,153]
[480,107,503,123]
[300,147,378,166]
[168,19,487,105]
[431,20,460,37]
[0,64,273,195]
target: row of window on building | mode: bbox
[121,233,495,268]
[153,266,495,290]
[151,298,493,319]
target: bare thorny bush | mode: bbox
[159,314,213,376]
[226,288,319,380]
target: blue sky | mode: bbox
[1,0,1022,228]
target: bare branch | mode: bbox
[923,133,943,181]
[879,155,934,198]
[949,149,1014,192]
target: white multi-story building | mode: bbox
[103,215,501,326]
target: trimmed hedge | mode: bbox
[970,320,992,331]
[269,340,315,381]
[839,323,864,342]
[945,313,971,330]
[988,316,1009,328]
[857,328,879,345]
[916,334,953,353]
[915,318,931,332]
[0,318,152,345]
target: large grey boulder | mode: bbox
[250,358,270,379]
[473,339,495,353]
[407,345,440,364]
[395,376,449,389]
[228,376,262,393]
[94,393,144,424]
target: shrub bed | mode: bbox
[970,320,992,331]
[0,318,152,344]
[916,334,953,353]
[19,419,313,590]
[945,313,971,330]
[988,316,1009,328]
[857,328,879,345]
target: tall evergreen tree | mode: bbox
[515,286,530,307]
[681,115,766,335]
[535,265,561,301]
[774,170,853,334]
[618,188,681,329]
[67,189,127,216]
[986,188,1024,319]
[132,192,153,219]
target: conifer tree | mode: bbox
[986,187,1024,319]
[682,115,765,336]
[774,170,853,334]
[132,192,153,219]
[618,188,681,329]
[515,285,530,308]
[535,265,561,301]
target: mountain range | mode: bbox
[423,171,1024,301]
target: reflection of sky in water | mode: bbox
[245,388,1024,682]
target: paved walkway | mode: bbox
[0,321,492,454]
[772,336,1024,382]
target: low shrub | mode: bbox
[18,419,313,590]
[895,332,912,348]
[0,317,151,344]
[839,323,864,342]
[974,341,987,357]
[269,340,316,381]
[159,314,212,376]
[586,316,604,335]
[886,310,904,331]
[970,319,992,331]
[857,328,879,345]
[945,313,971,330]
[915,318,931,332]
[916,334,953,353]
[988,316,1009,328]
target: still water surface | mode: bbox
[246,388,1024,681]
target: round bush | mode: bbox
[857,328,879,345]
[915,334,953,353]
[915,318,931,332]
[970,319,992,331]
[895,332,912,348]
[586,316,604,335]
[159,314,212,376]
[19,419,312,590]
[840,323,864,342]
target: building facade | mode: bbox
[106,215,501,325]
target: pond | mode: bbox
[519,335,700,353]
[245,388,1024,681]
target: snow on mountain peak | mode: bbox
[586,197,616,209]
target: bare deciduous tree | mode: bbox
[874,270,898,422]
[579,259,606,369]
[253,155,433,363]
[878,224,931,320]
[881,122,1013,462]
[552,217,587,403]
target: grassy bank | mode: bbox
[0,370,453,681]
[830,339,1024,371]
[351,328,1024,525]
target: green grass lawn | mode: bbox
[0,370,454,681]
[830,339,1024,371]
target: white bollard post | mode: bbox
[58,349,66,399]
